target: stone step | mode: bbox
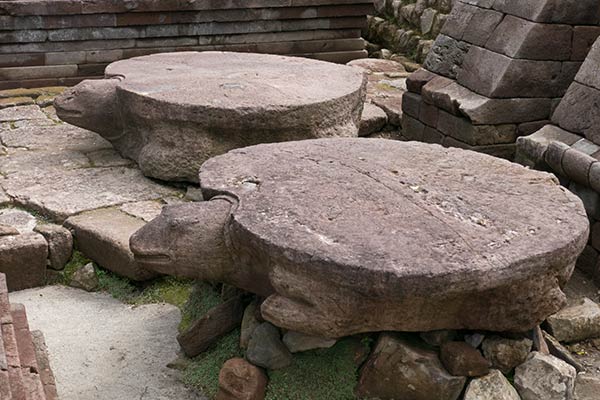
[0,273,56,400]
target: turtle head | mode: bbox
[130,199,235,281]
[54,78,124,141]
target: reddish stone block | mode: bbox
[11,304,39,372]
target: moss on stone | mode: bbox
[59,250,92,285]
[178,282,223,333]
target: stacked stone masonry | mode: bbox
[0,0,373,89]
[0,273,58,400]
[402,0,600,159]
[517,35,600,287]
[365,0,457,62]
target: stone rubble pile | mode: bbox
[0,272,57,399]
[401,0,600,159]
[179,276,600,400]
[517,35,600,287]
[366,0,455,62]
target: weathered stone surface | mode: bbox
[282,331,336,353]
[0,208,36,234]
[216,358,267,400]
[33,223,73,270]
[423,80,552,124]
[356,333,466,400]
[119,200,165,222]
[55,52,367,182]
[0,105,46,122]
[543,331,585,372]
[492,0,600,25]
[240,302,261,350]
[437,110,517,145]
[440,341,490,377]
[485,15,572,61]
[131,139,588,338]
[69,262,98,291]
[482,336,533,374]
[464,369,521,400]
[177,294,245,357]
[514,352,576,400]
[458,46,571,98]
[246,323,292,370]
[347,58,407,75]
[575,374,600,400]
[359,103,388,136]
[546,298,600,343]
[65,208,157,281]
[0,233,47,291]
[575,37,600,91]
[3,166,179,222]
[424,34,470,79]
[515,125,581,168]
[552,82,600,145]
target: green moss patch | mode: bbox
[266,338,368,400]
[183,329,243,398]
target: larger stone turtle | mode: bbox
[54,51,366,182]
[130,138,588,338]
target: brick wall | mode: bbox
[0,0,374,89]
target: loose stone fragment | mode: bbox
[240,302,261,350]
[482,336,533,374]
[282,331,336,353]
[440,341,490,377]
[216,358,267,400]
[463,369,521,400]
[575,374,600,400]
[246,323,292,370]
[359,103,388,136]
[34,223,73,270]
[69,263,98,292]
[546,298,600,342]
[356,333,466,400]
[0,233,47,291]
[514,352,576,400]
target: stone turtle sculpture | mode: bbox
[54,51,366,182]
[130,138,588,338]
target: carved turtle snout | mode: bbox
[54,78,124,140]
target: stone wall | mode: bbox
[517,36,600,286]
[0,0,373,89]
[365,0,456,62]
[401,0,600,160]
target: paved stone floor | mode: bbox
[11,286,205,400]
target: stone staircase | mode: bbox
[0,273,57,400]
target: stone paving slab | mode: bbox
[0,100,186,281]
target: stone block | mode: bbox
[552,82,600,144]
[421,76,453,104]
[493,0,600,25]
[357,333,466,400]
[419,101,439,127]
[440,1,477,40]
[576,245,599,278]
[422,126,444,144]
[0,233,47,291]
[406,68,438,94]
[572,26,600,61]
[574,38,600,91]
[547,298,600,342]
[359,103,388,136]
[401,92,422,119]
[401,114,425,141]
[517,120,551,137]
[437,111,517,145]
[485,16,572,61]
[562,148,596,187]
[515,125,580,168]
[457,9,501,47]
[424,34,471,79]
[458,46,568,98]
[65,208,158,281]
